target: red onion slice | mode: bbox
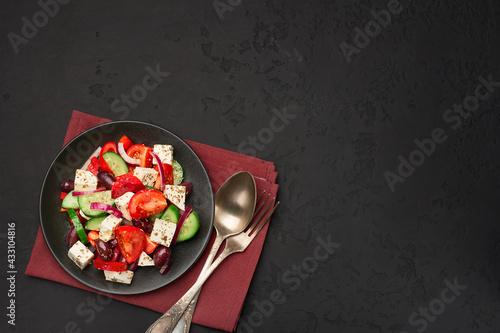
[72,189,107,196]
[90,202,122,218]
[81,147,102,170]
[172,205,192,245]
[117,142,140,165]
[151,151,165,191]
[79,210,90,220]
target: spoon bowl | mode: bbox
[214,171,257,237]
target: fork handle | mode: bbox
[171,234,225,333]
[145,249,231,333]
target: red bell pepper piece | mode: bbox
[87,156,99,175]
[118,135,133,151]
[93,257,127,271]
[87,230,99,248]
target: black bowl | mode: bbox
[39,121,214,295]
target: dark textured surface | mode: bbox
[1,0,500,332]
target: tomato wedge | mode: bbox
[94,257,127,271]
[127,144,153,168]
[111,173,145,199]
[145,234,159,254]
[118,135,133,151]
[115,226,146,263]
[129,189,167,219]
[99,142,118,173]
[154,163,174,188]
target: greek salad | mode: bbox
[60,135,199,284]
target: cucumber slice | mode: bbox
[102,152,129,176]
[77,190,114,217]
[145,185,162,192]
[172,160,183,185]
[148,210,164,222]
[67,209,89,244]
[85,216,107,231]
[160,204,181,223]
[176,211,199,243]
[62,190,79,209]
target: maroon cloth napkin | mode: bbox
[25,110,279,332]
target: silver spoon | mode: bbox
[149,171,257,332]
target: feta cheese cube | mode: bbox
[150,218,177,247]
[153,144,173,165]
[74,169,98,192]
[163,185,186,210]
[104,270,134,284]
[138,252,154,267]
[99,215,122,241]
[68,241,94,270]
[133,167,158,187]
[114,192,134,221]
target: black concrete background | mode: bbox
[1,0,500,332]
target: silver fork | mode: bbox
[146,199,280,333]
[173,191,273,333]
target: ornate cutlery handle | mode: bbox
[146,250,230,333]
[172,234,225,332]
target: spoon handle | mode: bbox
[200,234,225,277]
[172,234,225,333]
[146,249,231,333]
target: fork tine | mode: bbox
[248,201,280,240]
[247,196,274,234]
[252,191,269,219]
[256,190,265,205]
